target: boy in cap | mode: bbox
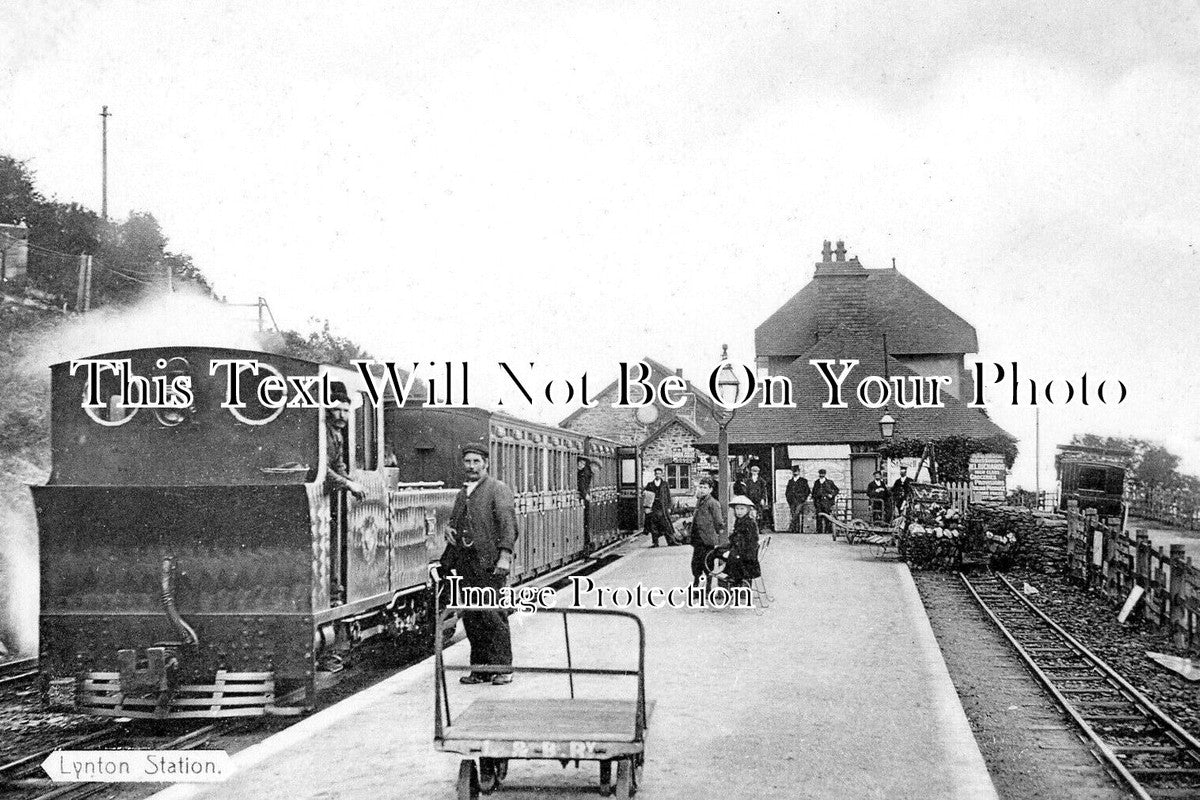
[439,442,518,685]
[689,477,725,589]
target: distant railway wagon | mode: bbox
[1056,444,1130,520]
[33,346,625,719]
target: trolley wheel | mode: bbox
[599,760,613,796]
[457,759,480,800]
[479,758,505,794]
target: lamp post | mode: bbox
[715,345,740,530]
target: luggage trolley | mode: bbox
[433,606,651,799]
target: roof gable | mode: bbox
[755,267,979,358]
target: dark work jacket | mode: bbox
[643,479,671,516]
[743,475,769,508]
[891,477,913,504]
[785,477,810,505]
[811,478,839,509]
[442,476,518,575]
[866,480,889,504]
[729,515,759,561]
[690,495,725,547]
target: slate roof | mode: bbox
[698,327,1013,447]
[755,267,979,357]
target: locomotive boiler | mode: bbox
[34,346,623,718]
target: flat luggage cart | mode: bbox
[821,513,904,557]
[434,606,650,799]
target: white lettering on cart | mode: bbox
[511,741,529,757]
[542,742,557,757]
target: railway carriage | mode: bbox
[33,346,624,719]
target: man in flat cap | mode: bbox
[440,442,518,685]
[811,468,839,536]
[324,382,365,605]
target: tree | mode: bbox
[272,319,373,367]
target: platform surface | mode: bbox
[152,536,997,799]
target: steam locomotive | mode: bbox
[34,345,625,719]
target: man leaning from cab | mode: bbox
[436,442,518,685]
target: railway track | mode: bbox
[0,657,40,689]
[961,571,1200,799]
[1,723,223,800]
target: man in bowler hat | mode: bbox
[785,465,810,533]
[440,442,518,685]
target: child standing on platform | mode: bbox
[724,496,761,586]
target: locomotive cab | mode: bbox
[34,346,442,718]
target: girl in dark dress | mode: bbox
[724,496,761,586]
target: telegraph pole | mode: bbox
[100,106,111,220]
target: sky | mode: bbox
[1,0,1198,490]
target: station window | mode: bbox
[666,463,691,491]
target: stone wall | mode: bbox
[642,421,702,500]
[968,503,1068,573]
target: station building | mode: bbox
[697,240,1015,520]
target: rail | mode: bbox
[961,571,1200,799]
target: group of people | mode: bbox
[783,466,841,535]
[865,465,915,523]
[688,477,761,592]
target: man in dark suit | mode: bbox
[785,465,810,533]
[891,465,914,519]
[811,469,839,535]
[577,456,594,552]
[642,467,676,547]
[742,463,772,529]
[440,443,518,685]
[866,469,890,523]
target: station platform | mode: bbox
[152,536,997,799]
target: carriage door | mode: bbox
[616,446,641,531]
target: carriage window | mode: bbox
[354,392,378,470]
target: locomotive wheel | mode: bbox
[457,759,480,800]
[599,760,613,796]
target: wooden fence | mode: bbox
[1065,504,1200,651]
[1129,488,1200,531]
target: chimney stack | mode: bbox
[813,238,870,338]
